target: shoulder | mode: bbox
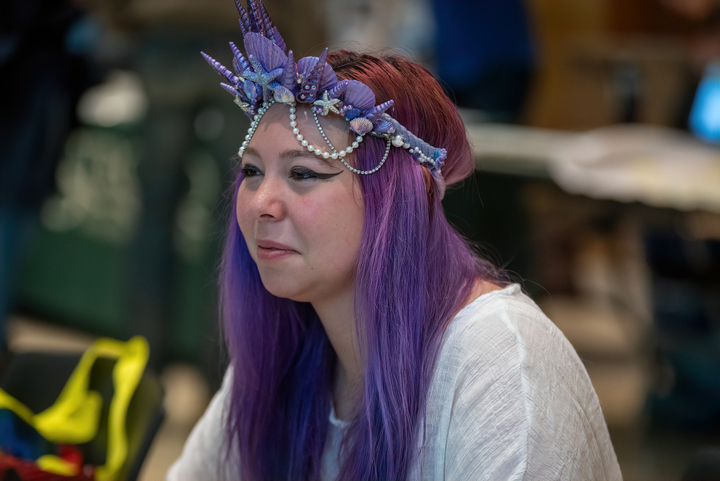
[451,283,553,337]
[421,284,622,481]
[431,283,580,418]
[439,283,572,374]
[437,284,606,428]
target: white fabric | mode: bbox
[167,284,622,481]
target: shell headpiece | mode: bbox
[201,0,446,176]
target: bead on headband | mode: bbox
[201,0,446,176]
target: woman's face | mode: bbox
[236,103,365,304]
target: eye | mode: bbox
[241,164,262,178]
[289,166,342,181]
[289,166,320,181]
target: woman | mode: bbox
[168,2,622,480]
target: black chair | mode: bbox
[0,349,165,481]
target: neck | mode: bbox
[311,284,363,420]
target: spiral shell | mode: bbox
[366,100,394,122]
[229,43,247,77]
[280,50,296,90]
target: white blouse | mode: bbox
[167,284,622,481]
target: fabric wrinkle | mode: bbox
[167,284,622,481]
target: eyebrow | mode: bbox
[243,146,335,169]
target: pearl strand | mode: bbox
[238,100,275,157]
[291,104,364,162]
[295,107,391,174]
[313,110,339,153]
[342,136,391,175]
[390,133,437,169]
[237,100,395,175]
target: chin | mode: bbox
[258,272,311,302]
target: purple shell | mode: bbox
[365,100,394,122]
[201,52,240,85]
[343,80,375,111]
[258,1,273,36]
[243,80,261,102]
[238,0,262,37]
[235,0,287,52]
[296,55,316,76]
[258,2,287,51]
[327,80,348,99]
[248,0,263,34]
[296,53,323,102]
[229,42,250,76]
[235,0,251,36]
[220,82,240,97]
[309,49,328,78]
[268,26,286,53]
[280,50,297,91]
[244,32,287,72]
[350,117,373,135]
[296,50,337,98]
[373,119,395,134]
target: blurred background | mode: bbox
[1,0,718,479]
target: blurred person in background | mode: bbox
[0,0,98,356]
[430,0,535,123]
[167,2,621,480]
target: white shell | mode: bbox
[273,86,295,104]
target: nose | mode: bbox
[247,173,286,221]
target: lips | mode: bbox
[255,239,298,261]
[256,239,297,251]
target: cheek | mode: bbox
[235,189,252,237]
[299,188,364,256]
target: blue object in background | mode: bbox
[689,61,720,144]
[0,409,54,461]
[431,0,534,122]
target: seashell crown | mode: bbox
[201,0,446,176]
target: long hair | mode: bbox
[219,51,503,481]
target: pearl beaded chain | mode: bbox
[305,109,390,175]
[237,100,275,157]
[238,100,422,176]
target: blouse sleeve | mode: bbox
[439,292,622,481]
[166,368,240,481]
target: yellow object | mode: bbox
[0,336,150,480]
[36,454,80,476]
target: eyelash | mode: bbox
[240,165,338,181]
[290,167,323,180]
[240,165,262,178]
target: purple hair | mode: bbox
[219,52,504,480]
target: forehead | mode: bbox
[242,144,335,169]
[249,103,351,154]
